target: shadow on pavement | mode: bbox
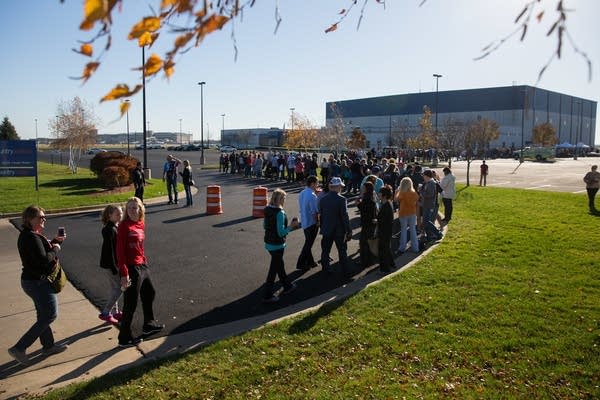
[0,323,112,380]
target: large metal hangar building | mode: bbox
[325,85,597,151]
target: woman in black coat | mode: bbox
[357,181,378,269]
[377,185,395,273]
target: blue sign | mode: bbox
[0,140,37,177]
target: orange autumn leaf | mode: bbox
[101,84,143,102]
[80,0,117,31]
[81,62,100,82]
[138,31,159,47]
[144,53,163,76]
[162,0,194,13]
[174,32,194,49]
[128,17,162,40]
[164,59,175,78]
[81,43,93,57]
[198,14,229,37]
[325,23,338,33]
[119,100,131,118]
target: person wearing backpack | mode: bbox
[162,154,181,205]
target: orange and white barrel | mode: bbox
[252,186,268,218]
[206,185,223,215]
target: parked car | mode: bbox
[513,147,555,161]
[219,145,237,152]
[87,148,107,155]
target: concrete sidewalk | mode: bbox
[0,209,439,399]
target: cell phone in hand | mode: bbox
[57,227,66,237]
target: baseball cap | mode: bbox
[329,177,345,187]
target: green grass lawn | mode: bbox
[30,186,600,399]
[0,162,175,215]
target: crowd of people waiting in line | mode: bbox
[258,150,457,303]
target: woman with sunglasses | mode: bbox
[8,205,68,366]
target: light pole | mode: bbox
[179,118,183,145]
[221,114,225,145]
[198,81,206,164]
[574,101,581,160]
[34,118,39,190]
[520,88,527,163]
[433,74,442,139]
[124,99,130,156]
[142,45,149,177]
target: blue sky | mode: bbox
[1,0,598,143]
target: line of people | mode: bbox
[260,162,456,303]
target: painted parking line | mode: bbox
[489,181,511,186]
[525,184,552,190]
[572,189,587,194]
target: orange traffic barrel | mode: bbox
[206,185,223,214]
[252,186,268,218]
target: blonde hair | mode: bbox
[101,204,122,225]
[269,188,286,207]
[21,205,44,229]
[398,177,415,193]
[123,197,145,222]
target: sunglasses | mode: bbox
[38,215,47,220]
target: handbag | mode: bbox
[190,179,195,186]
[47,260,67,293]
[367,237,379,257]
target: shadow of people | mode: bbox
[0,323,112,379]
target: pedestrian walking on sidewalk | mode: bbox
[116,197,164,347]
[8,206,68,366]
[263,188,299,303]
[583,165,600,213]
[98,205,124,325]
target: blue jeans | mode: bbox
[399,214,419,252]
[166,178,178,203]
[15,279,58,351]
[184,184,193,206]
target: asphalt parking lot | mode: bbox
[26,150,595,340]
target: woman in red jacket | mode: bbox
[116,197,164,347]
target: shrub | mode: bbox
[100,166,131,188]
[90,151,138,187]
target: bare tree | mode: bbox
[50,97,98,174]
[440,117,468,164]
[321,102,348,154]
[462,117,500,185]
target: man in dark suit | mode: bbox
[319,177,353,274]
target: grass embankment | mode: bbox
[0,162,172,215]
[38,187,600,399]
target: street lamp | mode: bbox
[179,118,183,145]
[198,81,206,164]
[574,100,581,160]
[520,88,527,163]
[141,45,149,177]
[34,118,39,191]
[124,99,130,156]
[221,114,225,145]
[433,74,442,138]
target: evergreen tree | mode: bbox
[0,116,20,140]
